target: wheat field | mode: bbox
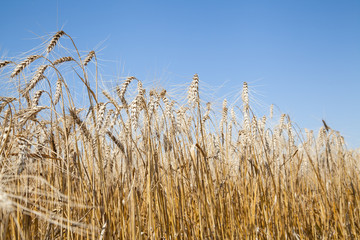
[0,31,359,239]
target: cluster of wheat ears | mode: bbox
[0,30,359,239]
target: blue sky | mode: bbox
[1,1,359,148]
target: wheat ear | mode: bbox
[106,131,125,154]
[17,106,48,127]
[53,56,74,66]
[0,61,14,69]
[47,30,65,53]
[11,55,41,78]
[100,109,114,135]
[69,108,92,142]
[83,51,95,66]
[188,73,199,106]
[95,103,106,132]
[53,79,62,105]
[116,76,136,106]
[242,82,249,111]
[32,90,45,107]
[202,102,211,123]
[130,94,142,129]
[17,136,29,174]
[0,97,16,114]
[21,65,48,96]
[103,90,121,110]
[117,76,136,99]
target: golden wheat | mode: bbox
[0,31,359,240]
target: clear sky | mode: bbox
[1,1,359,148]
